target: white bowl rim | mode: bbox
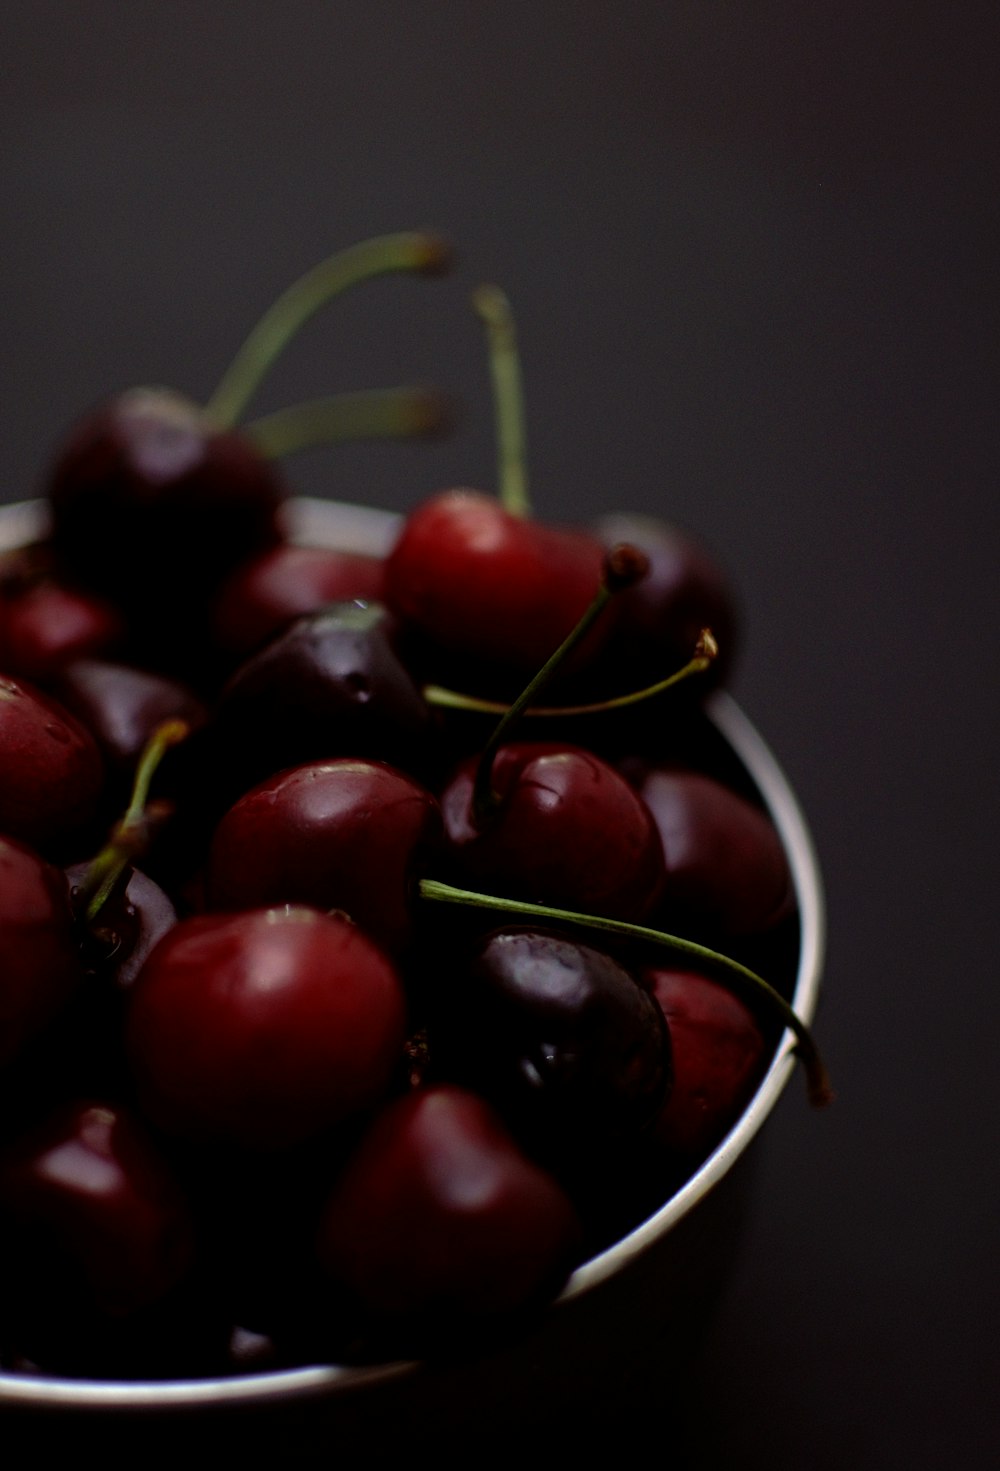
[0,495,825,1410]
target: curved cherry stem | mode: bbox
[418,878,833,1109]
[473,285,531,519]
[426,628,718,718]
[204,232,452,429]
[243,386,453,458]
[470,544,649,827]
[77,720,190,926]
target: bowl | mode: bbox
[0,495,825,1457]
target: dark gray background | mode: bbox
[2,5,997,1466]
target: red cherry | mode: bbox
[212,543,385,661]
[647,967,767,1159]
[0,675,105,857]
[440,741,666,922]
[0,1100,196,1318]
[384,489,609,674]
[207,759,441,954]
[0,836,82,1071]
[637,767,794,938]
[316,1084,581,1323]
[126,908,407,1150]
[46,387,285,614]
[0,576,124,683]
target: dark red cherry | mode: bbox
[0,836,82,1071]
[0,675,104,858]
[429,929,671,1156]
[207,759,441,954]
[384,489,609,675]
[440,741,666,922]
[0,573,124,683]
[315,1084,581,1324]
[66,861,178,991]
[636,766,794,938]
[126,908,407,1150]
[210,601,435,799]
[0,1100,195,1317]
[647,967,768,1159]
[593,512,738,690]
[46,387,286,611]
[212,543,385,662]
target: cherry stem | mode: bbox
[425,628,718,718]
[203,232,453,429]
[418,878,832,1108]
[243,387,453,458]
[470,544,649,827]
[77,720,190,927]
[473,285,531,519]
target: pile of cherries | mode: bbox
[0,238,827,1380]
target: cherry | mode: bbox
[0,675,104,858]
[207,758,441,955]
[209,601,435,800]
[0,557,124,684]
[386,488,610,675]
[46,386,287,615]
[440,741,666,922]
[428,928,672,1158]
[211,543,385,663]
[646,967,767,1160]
[593,511,738,692]
[0,1100,195,1319]
[0,836,82,1071]
[635,766,795,939]
[126,908,407,1150]
[315,1084,581,1328]
[67,861,177,992]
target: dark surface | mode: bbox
[2,5,997,1466]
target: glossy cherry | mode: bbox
[126,907,407,1150]
[385,488,610,676]
[0,554,124,684]
[0,1100,196,1318]
[635,766,794,938]
[0,836,82,1071]
[646,966,767,1160]
[212,543,385,663]
[207,758,441,954]
[315,1084,581,1326]
[429,928,672,1157]
[440,740,666,922]
[209,601,435,800]
[0,675,105,858]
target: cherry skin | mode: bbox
[209,601,435,802]
[635,766,794,939]
[0,1100,196,1318]
[212,543,385,663]
[207,758,441,955]
[429,928,672,1159]
[66,861,178,992]
[0,835,82,1071]
[440,740,666,922]
[384,489,610,675]
[0,675,105,858]
[593,511,738,691]
[315,1084,582,1327]
[46,386,286,612]
[646,967,767,1160]
[0,571,124,684]
[126,907,407,1150]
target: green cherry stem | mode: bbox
[473,284,531,519]
[470,544,649,827]
[77,719,190,927]
[418,878,833,1108]
[243,386,453,459]
[425,628,718,718]
[204,232,452,429]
